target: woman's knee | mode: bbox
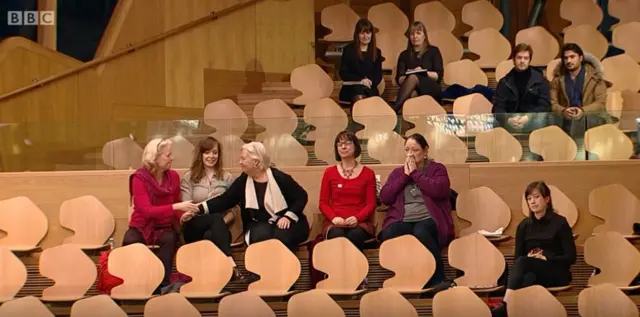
[249,224,273,244]
[326,227,347,240]
[157,231,178,247]
[122,228,144,246]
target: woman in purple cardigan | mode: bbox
[378,133,454,290]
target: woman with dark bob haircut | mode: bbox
[319,131,377,250]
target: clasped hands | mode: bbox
[404,154,418,176]
[360,78,373,88]
[507,115,530,129]
[527,248,547,261]
[332,216,358,228]
[562,107,584,120]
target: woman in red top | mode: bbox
[123,138,199,290]
[319,131,377,250]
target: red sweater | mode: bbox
[319,165,377,235]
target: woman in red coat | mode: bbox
[319,131,377,250]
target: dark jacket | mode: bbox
[339,42,383,87]
[493,67,551,117]
[200,168,308,232]
[515,210,577,268]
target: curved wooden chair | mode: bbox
[254,99,308,166]
[584,124,634,160]
[468,28,511,68]
[70,295,127,317]
[261,134,308,167]
[617,90,640,131]
[584,231,640,290]
[521,184,579,228]
[218,291,275,317]
[564,25,608,61]
[475,127,523,162]
[313,237,369,295]
[321,4,360,42]
[578,283,639,317]
[0,296,54,317]
[143,293,201,317]
[176,240,232,299]
[432,286,491,317]
[612,21,640,62]
[546,58,562,82]
[452,93,493,115]
[428,30,463,65]
[414,1,456,33]
[375,32,408,73]
[448,234,506,292]
[303,98,348,164]
[602,54,640,93]
[0,196,48,252]
[287,290,345,317]
[507,285,567,317]
[379,235,435,294]
[108,243,165,300]
[60,195,115,250]
[204,99,247,167]
[352,97,405,164]
[39,244,97,301]
[609,0,640,29]
[516,27,560,66]
[290,64,334,105]
[589,184,640,238]
[245,239,300,297]
[101,137,143,170]
[560,0,603,32]
[495,59,514,82]
[402,95,447,136]
[0,247,27,303]
[444,59,488,89]
[529,125,578,161]
[166,135,194,169]
[368,3,409,35]
[462,0,504,36]
[457,186,511,242]
[360,288,418,317]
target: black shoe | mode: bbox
[491,303,507,317]
[429,279,456,293]
[231,267,246,282]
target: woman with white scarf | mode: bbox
[197,142,309,251]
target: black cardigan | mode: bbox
[199,168,308,232]
[515,210,577,268]
[339,42,383,87]
[395,45,444,85]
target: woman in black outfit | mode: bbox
[394,21,444,111]
[338,18,383,104]
[492,181,576,317]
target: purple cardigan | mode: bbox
[379,161,454,247]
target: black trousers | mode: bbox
[182,213,232,256]
[326,226,372,250]
[378,218,445,286]
[507,256,571,290]
[122,228,177,287]
[248,218,309,252]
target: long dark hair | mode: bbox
[524,181,554,218]
[353,18,378,61]
[189,137,224,183]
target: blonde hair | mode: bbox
[142,138,172,173]
[241,142,271,170]
[408,21,429,57]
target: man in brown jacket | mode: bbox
[550,43,611,137]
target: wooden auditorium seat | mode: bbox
[39,244,97,301]
[432,286,491,317]
[143,293,201,317]
[313,237,369,295]
[578,283,639,317]
[0,196,48,252]
[321,4,359,42]
[428,30,463,65]
[203,99,248,168]
[462,0,504,36]
[108,243,165,300]
[447,234,506,293]
[176,240,232,299]
[584,124,634,160]
[583,231,640,291]
[59,195,115,250]
[414,1,456,33]
[608,0,640,29]
[516,27,560,67]
[303,98,348,164]
[601,54,640,93]
[368,3,408,74]
[563,25,608,61]
[457,186,512,242]
[218,291,275,317]
[290,64,334,105]
[474,127,523,162]
[495,59,513,82]
[253,99,308,167]
[374,33,407,75]
[287,290,346,317]
[612,22,640,62]
[529,125,578,161]
[588,184,640,238]
[352,97,405,164]
[244,239,300,297]
[444,60,488,89]
[69,295,127,317]
[0,247,27,303]
[0,296,54,317]
[468,28,511,68]
[360,288,419,317]
[167,135,194,169]
[101,137,143,170]
[618,90,640,131]
[546,58,562,82]
[560,0,603,32]
[379,235,435,294]
[507,285,567,317]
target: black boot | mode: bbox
[491,301,507,317]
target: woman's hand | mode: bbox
[344,216,358,228]
[174,201,199,213]
[277,217,291,229]
[361,78,372,88]
[180,211,195,224]
[404,156,417,175]
[332,217,345,226]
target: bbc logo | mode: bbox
[7,11,55,26]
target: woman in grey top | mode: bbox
[180,137,241,277]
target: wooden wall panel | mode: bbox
[203,69,289,104]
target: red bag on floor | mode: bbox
[96,250,124,295]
